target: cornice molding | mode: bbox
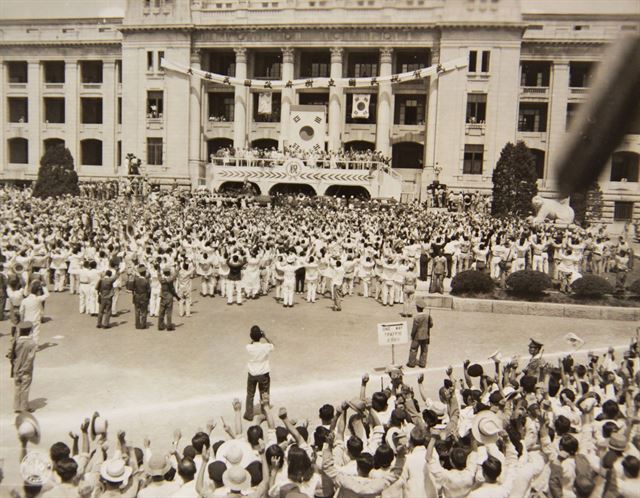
[0,40,122,47]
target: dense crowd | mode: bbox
[7,333,640,498]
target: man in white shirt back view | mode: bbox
[244,325,274,421]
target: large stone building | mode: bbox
[1,0,639,223]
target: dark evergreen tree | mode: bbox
[491,141,538,218]
[33,145,79,198]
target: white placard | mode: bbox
[377,322,409,346]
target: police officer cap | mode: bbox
[529,338,543,349]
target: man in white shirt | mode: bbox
[244,325,274,421]
[19,280,49,344]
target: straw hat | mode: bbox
[471,411,502,445]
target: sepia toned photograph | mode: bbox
[1,0,640,496]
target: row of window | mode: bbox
[6,60,122,85]
[520,61,595,88]
[6,137,162,166]
[7,97,122,125]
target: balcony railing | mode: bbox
[44,83,65,90]
[465,122,486,135]
[521,86,549,96]
[209,155,392,172]
[570,87,590,95]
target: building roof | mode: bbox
[1,0,125,20]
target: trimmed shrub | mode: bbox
[506,270,552,295]
[33,145,79,198]
[571,275,613,298]
[450,270,495,295]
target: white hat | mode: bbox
[15,412,41,445]
[471,411,502,445]
[100,459,132,484]
[222,465,251,491]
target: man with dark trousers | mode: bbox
[96,269,118,329]
[158,268,179,331]
[127,265,151,329]
[244,325,274,421]
[406,299,433,369]
[13,321,37,412]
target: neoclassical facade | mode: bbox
[1,0,639,223]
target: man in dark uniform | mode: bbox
[158,268,180,331]
[524,338,544,378]
[406,299,433,369]
[13,321,37,413]
[127,265,151,329]
[96,269,118,329]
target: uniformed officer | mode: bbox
[14,321,37,413]
[406,299,433,369]
[158,268,179,331]
[127,265,151,329]
[524,338,544,378]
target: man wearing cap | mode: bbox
[524,339,544,378]
[14,321,37,413]
[406,299,433,369]
[127,265,151,329]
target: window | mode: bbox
[147,91,164,119]
[208,92,235,122]
[394,95,426,125]
[610,152,639,182]
[81,98,103,124]
[466,93,486,123]
[569,61,595,88]
[44,138,65,151]
[81,139,102,165]
[7,61,28,83]
[345,93,377,124]
[44,98,65,123]
[463,145,483,174]
[469,51,490,73]
[348,52,378,78]
[158,51,165,72]
[147,51,154,72]
[8,98,28,123]
[118,97,122,125]
[520,61,551,87]
[205,52,236,76]
[614,201,634,222]
[252,92,281,122]
[298,93,329,106]
[43,61,65,83]
[147,137,163,165]
[253,52,282,79]
[116,60,122,83]
[518,103,548,132]
[80,61,103,83]
[8,138,28,163]
[395,51,429,74]
[530,149,545,180]
[566,103,580,130]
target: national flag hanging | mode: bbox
[352,94,371,119]
[258,92,272,115]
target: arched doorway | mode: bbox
[269,183,316,196]
[251,138,278,150]
[218,181,261,195]
[324,185,371,199]
[207,138,233,160]
[391,142,424,169]
[530,148,546,180]
[43,138,65,152]
[344,141,375,152]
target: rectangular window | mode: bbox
[520,61,551,87]
[8,97,28,123]
[81,98,103,124]
[614,201,634,222]
[348,52,379,78]
[393,95,426,125]
[466,93,487,123]
[9,138,29,163]
[481,51,490,73]
[7,61,28,83]
[463,145,484,175]
[468,51,477,73]
[298,92,329,107]
[44,97,65,123]
[43,61,65,83]
[117,141,122,167]
[158,51,165,72]
[611,153,639,182]
[569,61,595,88]
[395,51,430,74]
[147,137,163,165]
[116,60,122,83]
[147,91,164,119]
[208,92,235,122]
[253,52,282,79]
[299,51,330,78]
[518,103,548,132]
[252,92,282,122]
[80,61,103,83]
[118,97,122,125]
[147,51,154,72]
[566,103,580,130]
[206,52,236,76]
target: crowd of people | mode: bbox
[210,146,391,172]
[6,328,640,498]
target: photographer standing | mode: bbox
[244,325,274,421]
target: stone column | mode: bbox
[375,48,393,157]
[103,61,116,174]
[233,48,248,149]
[546,62,570,186]
[27,61,41,175]
[279,48,295,149]
[328,47,343,153]
[189,49,203,185]
[65,61,79,172]
[0,63,5,177]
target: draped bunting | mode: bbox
[161,56,468,90]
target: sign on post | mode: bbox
[377,322,409,347]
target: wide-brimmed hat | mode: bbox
[609,433,627,452]
[145,453,171,477]
[100,459,132,484]
[468,364,484,377]
[222,465,251,491]
[221,444,244,466]
[471,411,502,445]
[15,412,41,445]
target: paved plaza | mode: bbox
[0,287,635,487]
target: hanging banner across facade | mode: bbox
[162,57,468,90]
